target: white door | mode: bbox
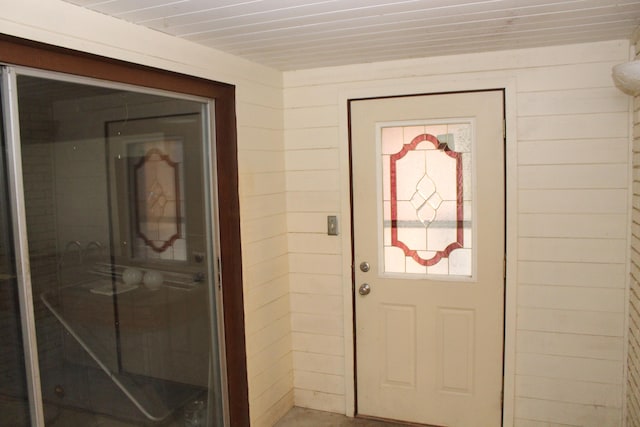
[351,91,504,427]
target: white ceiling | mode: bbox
[64,0,640,71]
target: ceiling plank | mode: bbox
[208,6,640,54]
[61,0,640,70]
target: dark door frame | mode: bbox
[0,34,249,426]
[347,89,507,424]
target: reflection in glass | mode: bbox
[15,74,223,425]
[106,116,194,262]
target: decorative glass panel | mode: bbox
[381,123,473,276]
[129,139,186,260]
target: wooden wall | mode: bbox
[628,34,640,427]
[283,39,631,426]
[0,1,291,426]
[2,1,637,425]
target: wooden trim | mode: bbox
[0,34,249,426]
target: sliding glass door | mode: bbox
[0,69,31,427]
[1,66,225,426]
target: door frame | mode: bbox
[0,34,249,427]
[338,77,518,426]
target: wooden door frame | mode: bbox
[0,34,249,426]
[338,80,518,426]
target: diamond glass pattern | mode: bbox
[381,123,472,276]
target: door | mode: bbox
[4,68,226,426]
[351,90,505,426]
[0,76,32,426]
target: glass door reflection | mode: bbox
[14,72,223,426]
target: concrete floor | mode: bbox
[274,407,417,427]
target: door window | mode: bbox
[380,122,474,277]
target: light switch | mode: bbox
[327,215,339,236]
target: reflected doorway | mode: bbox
[0,35,246,426]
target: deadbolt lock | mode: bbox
[358,283,371,296]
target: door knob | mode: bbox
[359,261,370,272]
[358,283,371,296]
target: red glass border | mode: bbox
[133,147,183,253]
[389,133,463,267]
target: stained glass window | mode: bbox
[129,139,187,261]
[381,122,473,277]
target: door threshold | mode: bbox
[356,413,445,427]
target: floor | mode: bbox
[275,407,417,427]
[1,398,415,426]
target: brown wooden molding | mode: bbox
[0,33,249,426]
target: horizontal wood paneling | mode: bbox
[518,307,625,336]
[243,255,289,290]
[287,191,341,213]
[245,275,289,313]
[516,331,624,361]
[286,170,340,191]
[251,351,293,398]
[516,61,625,92]
[284,39,630,422]
[288,233,342,255]
[237,127,284,151]
[250,372,294,426]
[518,214,628,239]
[517,261,626,288]
[289,273,343,296]
[288,212,337,233]
[236,102,283,129]
[239,151,285,174]
[518,112,628,140]
[240,193,287,221]
[518,237,627,263]
[626,40,640,427]
[294,388,345,413]
[243,234,288,267]
[239,172,286,199]
[245,293,290,336]
[286,106,340,129]
[293,371,344,395]
[517,285,625,312]
[247,334,291,379]
[0,2,292,426]
[290,293,343,316]
[517,87,628,116]
[293,352,345,376]
[518,164,627,189]
[288,253,342,275]
[285,148,340,171]
[241,214,287,244]
[284,42,628,89]
[246,316,291,359]
[292,332,345,356]
[516,353,623,384]
[254,391,295,427]
[515,397,622,426]
[291,312,344,337]
[284,127,340,150]
[519,189,628,214]
[518,139,629,165]
[516,376,623,407]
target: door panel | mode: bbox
[0,76,31,427]
[11,71,224,426]
[351,91,504,426]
